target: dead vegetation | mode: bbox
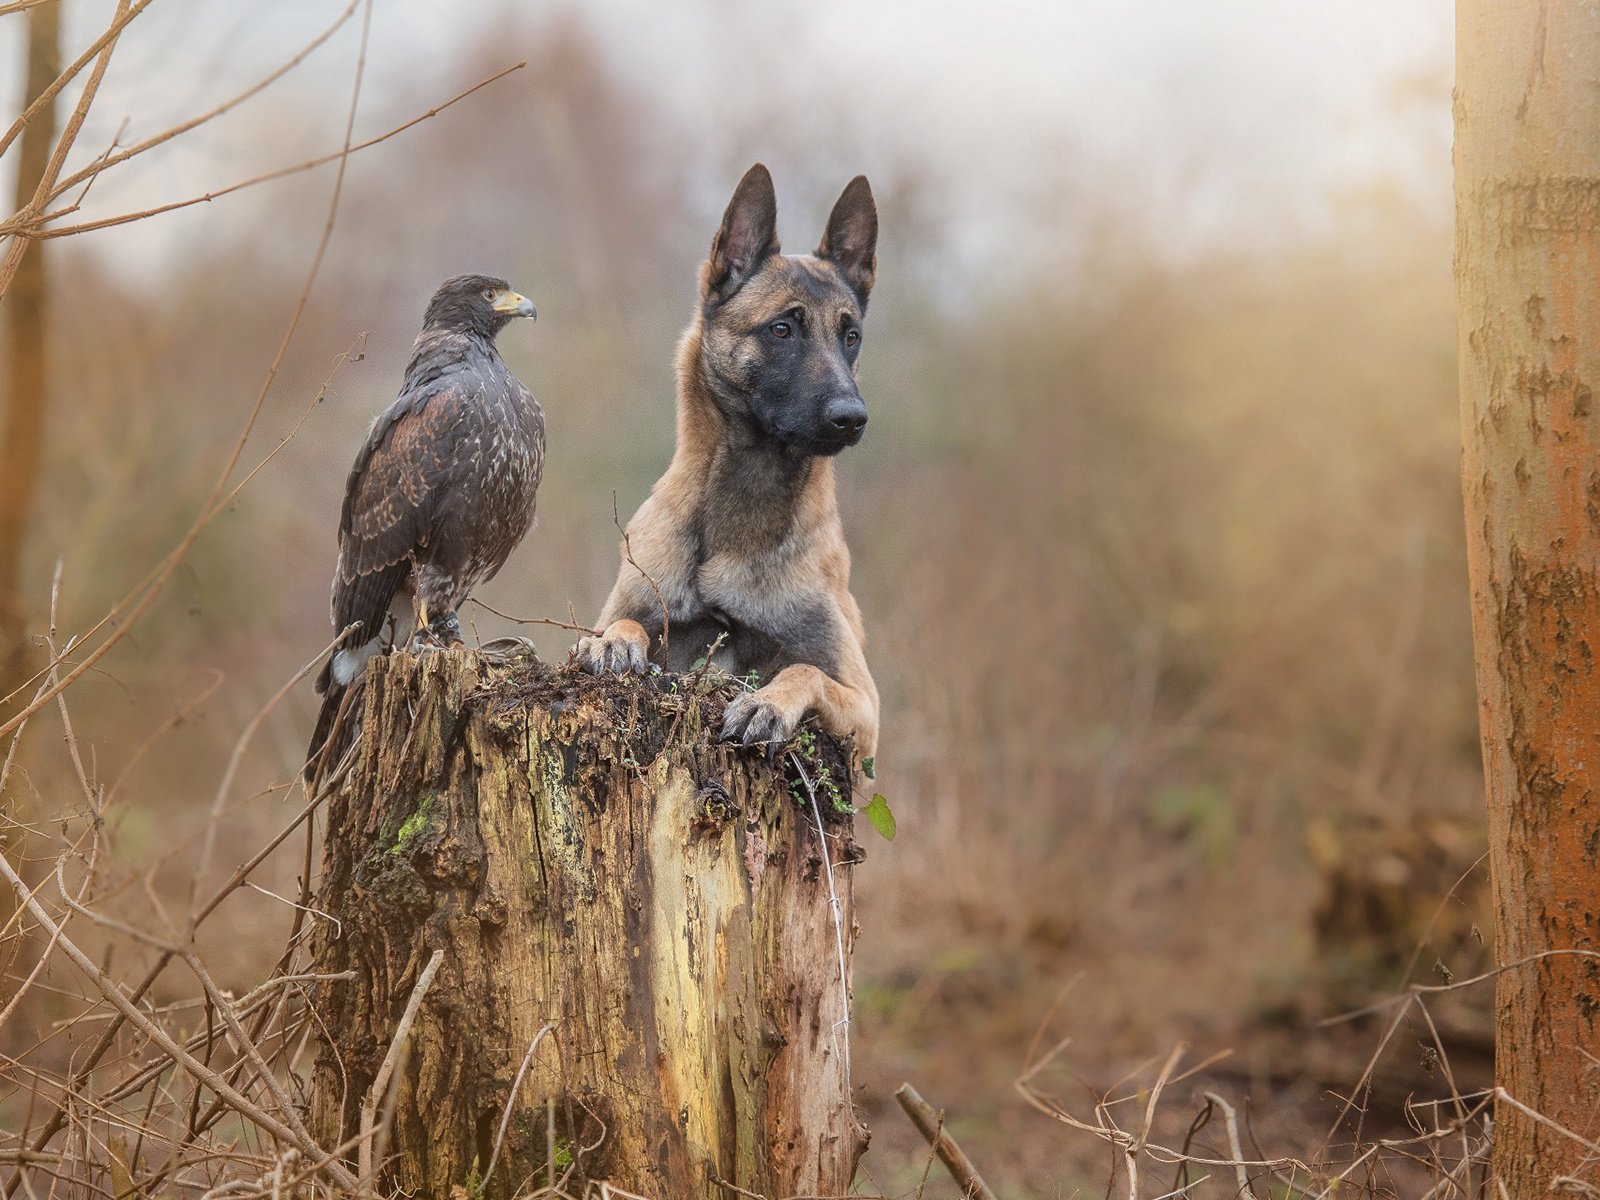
[0,656,1584,1199]
[0,3,1566,1197]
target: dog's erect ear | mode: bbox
[706,163,780,303]
[816,175,877,305]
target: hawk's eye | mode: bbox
[769,320,792,339]
[844,328,861,349]
[482,287,496,302]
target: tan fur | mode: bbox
[576,168,880,759]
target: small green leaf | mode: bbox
[861,756,876,780]
[864,793,896,841]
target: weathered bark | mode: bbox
[1455,3,1600,1191]
[0,0,60,715]
[311,649,868,1199]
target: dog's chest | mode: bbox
[678,550,837,679]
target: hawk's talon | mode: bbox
[410,611,463,653]
[428,610,465,648]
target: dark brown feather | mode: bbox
[307,275,543,779]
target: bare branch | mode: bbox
[894,1084,999,1200]
[358,949,445,1186]
[43,1,364,205]
[466,595,599,636]
[189,623,357,925]
[482,1024,555,1191]
[0,848,357,1190]
[0,0,136,307]
[1199,1091,1256,1200]
[0,0,154,167]
[1,784,332,1194]
[614,490,669,657]
[13,63,526,242]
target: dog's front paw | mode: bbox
[574,620,650,675]
[721,690,800,755]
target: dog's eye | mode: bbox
[482,287,496,302]
[769,320,792,339]
[844,328,861,349]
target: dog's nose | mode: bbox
[824,396,868,438]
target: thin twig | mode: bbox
[1493,1087,1600,1157]
[0,848,356,1190]
[0,0,131,321]
[894,1084,999,1200]
[466,596,597,636]
[42,2,363,206]
[4,784,333,1190]
[1200,1092,1256,1199]
[20,64,526,241]
[545,1095,556,1198]
[710,1175,768,1200]
[482,1023,555,1192]
[188,625,355,926]
[614,491,668,657]
[790,751,853,1092]
[663,630,727,746]
[181,950,323,1154]
[1132,1043,1185,1157]
[359,949,445,1186]
[0,0,152,171]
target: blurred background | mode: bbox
[1,2,1488,1193]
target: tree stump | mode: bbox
[310,648,868,1199]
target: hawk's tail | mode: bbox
[304,681,364,788]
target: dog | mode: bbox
[575,163,880,760]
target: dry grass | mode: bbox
[0,706,1581,1199]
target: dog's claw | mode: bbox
[613,639,640,674]
[721,694,792,755]
[720,696,753,743]
[574,627,650,677]
[756,718,790,754]
[573,636,596,672]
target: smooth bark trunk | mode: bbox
[1455,2,1600,1190]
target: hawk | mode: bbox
[306,273,543,778]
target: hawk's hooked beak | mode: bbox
[493,290,537,321]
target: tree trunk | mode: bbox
[0,0,60,716]
[1455,3,1600,1191]
[310,649,869,1199]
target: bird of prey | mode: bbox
[305,274,543,779]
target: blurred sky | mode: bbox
[4,0,1453,286]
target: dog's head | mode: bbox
[695,164,877,457]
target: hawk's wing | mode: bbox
[330,379,478,643]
